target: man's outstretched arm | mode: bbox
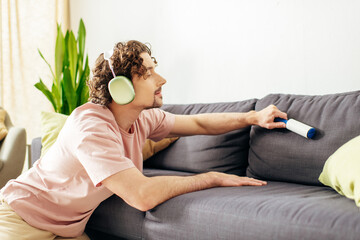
[167,104,288,137]
[102,168,266,212]
[103,105,283,211]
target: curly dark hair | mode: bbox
[87,40,157,106]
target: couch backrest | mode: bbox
[144,99,257,175]
[31,91,359,185]
[247,90,360,186]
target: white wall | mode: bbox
[70,0,360,104]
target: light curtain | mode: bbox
[0,0,69,143]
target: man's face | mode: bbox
[131,52,166,109]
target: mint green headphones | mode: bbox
[104,49,135,105]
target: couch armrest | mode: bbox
[0,158,3,171]
[0,126,26,187]
[31,137,42,166]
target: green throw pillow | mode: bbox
[40,111,68,156]
[319,135,360,207]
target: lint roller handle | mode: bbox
[274,118,316,139]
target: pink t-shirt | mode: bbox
[1,102,175,237]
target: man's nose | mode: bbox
[157,74,167,86]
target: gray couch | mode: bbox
[31,91,360,240]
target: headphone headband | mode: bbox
[103,49,116,78]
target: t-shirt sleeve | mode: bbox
[143,109,175,142]
[73,109,135,187]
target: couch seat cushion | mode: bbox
[143,180,360,240]
[247,91,360,185]
[144,99,257,175]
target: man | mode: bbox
[0,40,287,239]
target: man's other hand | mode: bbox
[254,105,288,129]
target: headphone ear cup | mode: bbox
[108,76,135,105]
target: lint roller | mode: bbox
[274,118,316,139]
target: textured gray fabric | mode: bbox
[144,99,257,175]
[143,179,360,240]
[87,194,145,240]
[31,137,42,166]
[143,168,194,177]
[247,91,360,185]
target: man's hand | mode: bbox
[254,104,288,129]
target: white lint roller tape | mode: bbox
[274,118,316,139]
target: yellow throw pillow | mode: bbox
[319,135,360,207]
[143,137,179,161]
[0,109,8,141]
[40,111,68,156]
[40,111,179,160]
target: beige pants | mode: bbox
[0,197,89,240]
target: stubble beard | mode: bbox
[144,95,163,110]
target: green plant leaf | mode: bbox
[60,83,69,115]
[67,31,77,87]
[38,49,55,79]
[76,54,88,89]
[82,58,90,105]
[81,87,89,105]
[55,24,65,88]
[77,19,86,67]
[63,31,70,68]
[77,55,90,105]
[63,67,77,114]
[51,83,61,112]
[36,19,90,115]
[34,79,57,112]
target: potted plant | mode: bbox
[35,19,90,115]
